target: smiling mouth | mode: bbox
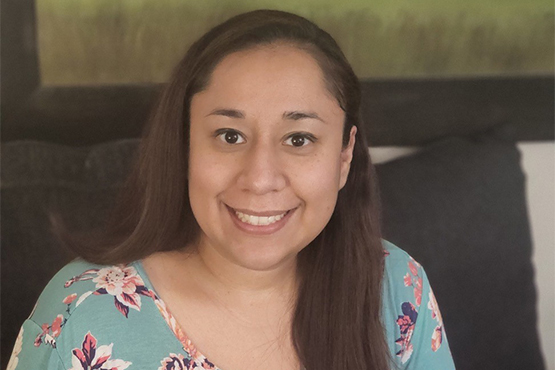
[234,210,289,226]
[225,203,295,227]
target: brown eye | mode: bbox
[284,133,315,148]
[216,130,245,144]
[291,135,306,147]
[225,131,239,143]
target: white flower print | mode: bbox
[7,327,23,370]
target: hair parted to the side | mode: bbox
[53,9,390,370]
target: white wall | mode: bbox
[518,143,555,370]
[371,143,555,370]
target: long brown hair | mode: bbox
[55,9,389,370]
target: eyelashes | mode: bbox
[214,129,317,148]
[283,133,317,147]
[215,129,246,144]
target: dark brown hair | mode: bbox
[55,9,389,370]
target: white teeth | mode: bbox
[234,210,287,226]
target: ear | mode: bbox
[339,126,357,190]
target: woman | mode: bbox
[8,10,455,370]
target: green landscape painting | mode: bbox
[37,0,554,85]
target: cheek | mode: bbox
[188,128,235,183]
[187,140,229,213]
[288,153,343,207]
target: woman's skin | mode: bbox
[143,43,356,370]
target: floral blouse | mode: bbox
[7,240,456,370]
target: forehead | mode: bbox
[196,44,339,109]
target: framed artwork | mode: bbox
[2,0,553,145]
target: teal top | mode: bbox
[7,240,456,370]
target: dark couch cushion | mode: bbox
[375,131,544,370]
[0,139,139,367]
[1,133,544,370]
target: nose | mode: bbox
[236,141,288,195]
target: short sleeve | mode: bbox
[382,240,456,369]
[6,320,66,370]
[403,266,456,370]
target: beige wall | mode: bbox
[519,143,555,370]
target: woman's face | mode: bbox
[188,44,356,272]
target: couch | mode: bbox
[1,127,545,369]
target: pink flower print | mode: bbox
[154,299,216,368]
[93,266,143,296]
[154,299,198,358]
[51,315,63,337]
[427,290,444,351]
[92,266,146,317]
[63,293,77,305]
[396,302,417,335]
[35,317,64,348]
[66,265,155,318]
[69,332,131,370]
[395,302,417,363]
[65,269,101,288]
[408,261,419,277]
[34,333,43,347]
[158,353,192,370]
[404,259,423,306]
[183,338,199,360]
[396,315,413,334]
[431,326,443,352]
[414,277,423,306]
[200,359,216,369]
[403,273,412,287]
[428,291,442,323]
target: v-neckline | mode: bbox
[131,259,222,370]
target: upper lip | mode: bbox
[226,205,295,217]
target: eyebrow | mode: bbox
[206,108,326,123]
[207,109,245,119]
[283,111,326,123]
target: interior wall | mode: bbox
[519,142,555,370]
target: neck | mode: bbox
[142,242,301,364]
[186,242,299,310]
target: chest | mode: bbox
[141,254,302,370]
[163,295,301,370]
